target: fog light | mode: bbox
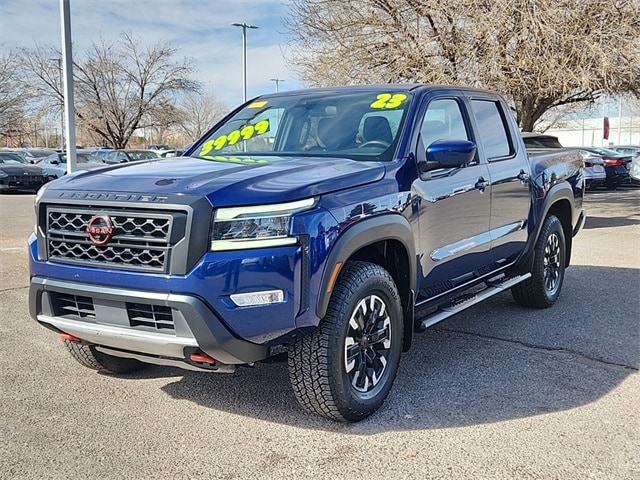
[230,290,284,307]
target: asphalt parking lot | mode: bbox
[1,188,638,479]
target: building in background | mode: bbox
[545,116,640,148]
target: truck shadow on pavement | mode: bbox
[159,265,639,433]
[584,216,640,229]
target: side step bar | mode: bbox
[420,273,531,330]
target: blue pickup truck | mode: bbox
[29,85,585,422]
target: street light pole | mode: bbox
[270,78,284,93]
[60,0,77,172]
[231,22,258,103]
[49,57,64,149]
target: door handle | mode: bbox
[475,177,489,193]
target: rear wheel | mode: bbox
[288,262,403,422]
[63,340,146,374]
[512,214,566,308]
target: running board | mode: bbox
[420,273,531,330]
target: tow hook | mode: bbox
[60,333,82,342]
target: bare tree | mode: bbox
[0,49,31,136]
[177,90,229,142]
[19,33,199,148]
[143,100,185,146]
[286,0,640,130]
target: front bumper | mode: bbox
[30,277,269,368]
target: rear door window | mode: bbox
[470,100,514,160]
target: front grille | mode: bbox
[52,293,96,319]
[127,302,175,332]
[46,206,186,273]
[3,175,46,186]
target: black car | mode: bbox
[0,152,52,193]
[6,148,57,164]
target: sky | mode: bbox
[0,0,303,108]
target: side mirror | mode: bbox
[51,160,60,165]
[417,136,477,173]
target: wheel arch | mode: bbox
[519,184,575,272]
[546,198,573,267]
[316,214,416,351]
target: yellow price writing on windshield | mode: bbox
[370,93,407,109]
[200,119,270,156]
[201,155,269,165]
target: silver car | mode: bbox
[39,152,105,178]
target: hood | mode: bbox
[0,164,45,175]
[45,156,386,206]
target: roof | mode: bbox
[254,83,500,99]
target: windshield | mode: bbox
[128,151,159,161]
[590,147,624,157]
[0,153,27,164]
[193,90,413,161]
[59,153,101,164]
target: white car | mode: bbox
[629,154,640,186]
[610,145,640,157]
[578,151,607,190]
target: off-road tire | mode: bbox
[512,214,566,308]
[288,261,403,422]
[63,340,146,374]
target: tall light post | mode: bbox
[270,78,284,93]
[49,57,64,149]
[59,0,77,172]
[231,22,258,103]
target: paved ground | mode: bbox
[1,188,638,479]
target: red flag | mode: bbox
[603,117,610,140]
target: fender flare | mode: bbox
[316,213,417,319]
[518,183,575,270]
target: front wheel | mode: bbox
[288,262,403,422]
[512,214,566,308]
[63,340,146,374]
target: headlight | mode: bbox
[210,198,316,251]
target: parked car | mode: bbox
[3,148,57,164]
[578,151,607,190]
[85,147,113,160]
[629,155,640,186]
[102,149,160,164]
[609,145,640,157]
[146,144,171,151]
[0,151,52,193]
[146,145,181,157]
[570,146,631,189]
[156,149,183,158]
[39,152,105,178]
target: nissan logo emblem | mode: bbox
[86,215,114,245]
